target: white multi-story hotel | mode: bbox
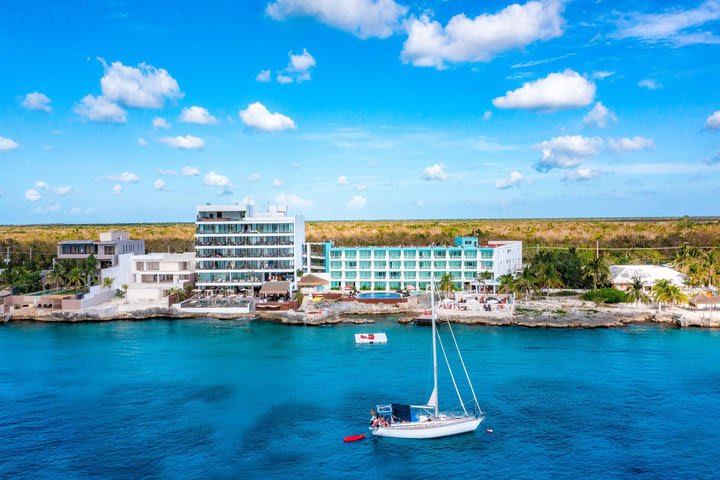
[323,237,522,291]
[195,204,305,290]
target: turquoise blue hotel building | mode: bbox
[322,237,522,291]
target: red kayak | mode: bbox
[343,434,366,443]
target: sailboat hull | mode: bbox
[371,416,483,439]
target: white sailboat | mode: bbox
[370,283,484,439]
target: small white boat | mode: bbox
[354,333,387,344]
[370,283,484,439]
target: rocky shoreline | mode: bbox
[5,299,720,328]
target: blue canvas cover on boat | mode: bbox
[391,404,412,422]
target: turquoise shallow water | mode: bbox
[1,318,719,479]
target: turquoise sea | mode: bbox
[1,318,719,479]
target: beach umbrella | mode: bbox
[406,285,416,290]
[343,285,353,290]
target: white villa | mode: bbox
[610,265,686,291]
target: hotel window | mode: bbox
[388,249,401,259]
[451,271,462,279]
[449,261,461,269]
[389,282,401,290]
[374,282,387,290]
[374,250,386,259]
[389,271,401,279]
[359,261,371,270]
[374,261,386,269]
[464,272,476,280]
[405,271,416,279]
[482,261,493,269]
[331,281,341,289]
[359,281,371,290]
[481,250,493,259]
[359,250,371,259]
[419,261,431,269]
[433,261,446,269]
[403,249,416,258]
[331,251,342,259]
[389,261,401,269]
[419,249,431,259]
[464,250,477,259]
[449,250,462,258]
[360,271,371,279]
[418,282,429,290]
[345,271,357,280]
[330,261,342,269]
[464,261,477,269]
[345,250,357,259]
[331,271,342,279]
[433,271,444,279]
[403,261,416,269]
[419,271,431,279]
[433,250,446,258]
[345,261,357,269]
[375,271,386,279]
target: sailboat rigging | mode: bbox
[369,283,484,439]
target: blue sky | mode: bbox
[1,0,719,223]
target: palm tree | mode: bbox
[83,254,98,287]
[497,274,515,295]
[673,244,702,272]
[66,266,85,290]
[664,284,688,311]
[121,283,129,303]
[46,263,66,289]
[582,257,610,290]
[438,273,457,300]
[513,266,538,301]
[704,249,720,287]
[625,276,650,307]
[102,276,114,290]
[475,270,493,300]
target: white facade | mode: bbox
[127,252,196,301]
[610,265,686,291]
[195,204,305,290]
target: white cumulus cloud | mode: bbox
[112,184,122,194]
[179,106,217,124]
[153,117,171,129]
[482,111,492,121]
[496,171,523,189]
[274,192,313,208]
[138,137,148,146]
[493,70,595,110]
[25,189,41,201]
[272,178,284,188]
[563,168,603,181]
[583,102,617,128]
[337,175,349,185]
[346,195,367,209]
[182,166,200,176]
[257,69,272,82]
[289,48,316,71]
[99,59,182,108]
[705,111,720,130]
[638,79,662,90]
[607,136,654,152]
[21,92,52,112]
[74,95,127,123]
[401,0,564,69]
[534,135,603,172]
[247,173,262,182]
[240,102,296,131]
[108,171,140,183]
[159,135,205,150]
[204,171,232,187]
[0,136,19,152]
[266,0,408,39]
[421,163,448,181]
[153,179,167,190]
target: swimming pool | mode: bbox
[357,292,402,300]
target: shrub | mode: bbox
[552,290,579,296]
[581,288,628,304]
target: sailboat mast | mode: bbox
[431,282,439,418]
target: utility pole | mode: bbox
[596,240,599,259]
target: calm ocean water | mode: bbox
[1,318,719,479]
